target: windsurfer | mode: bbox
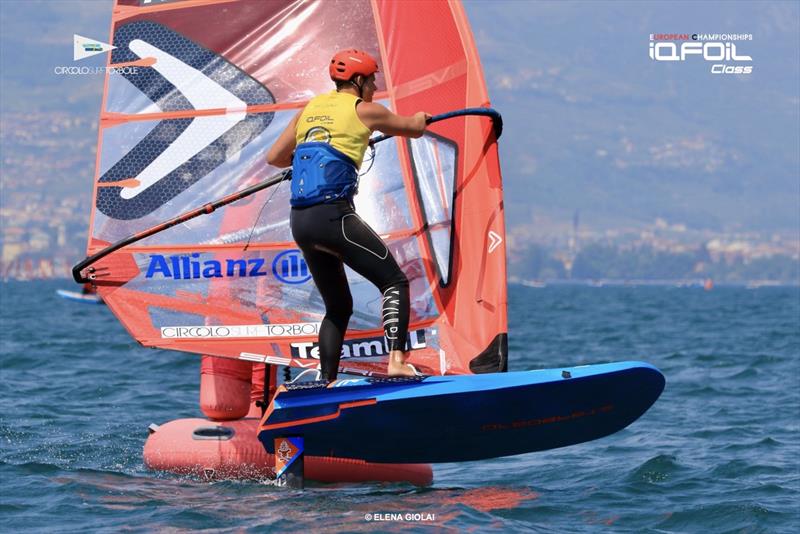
[266,49,430,380]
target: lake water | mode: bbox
[1,281,798,532]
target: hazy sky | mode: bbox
[1,0,798,233]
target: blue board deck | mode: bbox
[257,361,665,463]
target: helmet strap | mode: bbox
[349,77,364,98]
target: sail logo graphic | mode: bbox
[95,20,274,220]
[161,322,320,339]
[272,250,311,284]
[290,329,427,359]
[488,231,503,253]
[145,252,308,284]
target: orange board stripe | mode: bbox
[259,399,377,431]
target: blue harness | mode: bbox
[290,142,358,207]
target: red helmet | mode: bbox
[329,49,379,82]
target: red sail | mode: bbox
[87,0,507,376]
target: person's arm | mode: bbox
[357,102,430,138]
[266,111,302,168]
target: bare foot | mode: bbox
[387,350,418,377]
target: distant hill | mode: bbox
[1,0,798,236]
[466,0,800,234]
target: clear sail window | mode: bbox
[408,133,457,286]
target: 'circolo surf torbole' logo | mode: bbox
[145,251,309,282]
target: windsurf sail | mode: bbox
[79,0,507,377]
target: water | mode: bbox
[1,281,798,532]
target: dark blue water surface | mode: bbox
[1,281,798,532]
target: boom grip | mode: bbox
[369,107,503,146]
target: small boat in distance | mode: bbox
[56,283,103,304]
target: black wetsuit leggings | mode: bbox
[290,200,409,380]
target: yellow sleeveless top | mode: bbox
[295,91,371,168]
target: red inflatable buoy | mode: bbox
[144,417,432,485]
[144,357,433,485]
